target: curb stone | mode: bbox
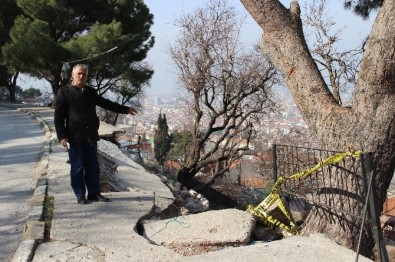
[12,240,38,262]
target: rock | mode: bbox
[180,189,189,199]
[160,175,168,183]
[185,197,203,213]
[167,179,182,193]
[201,199,210,209]
[189,189,198,198]
[190,197,209,213]
[179,206,189,216]
[173,184,182,194]
[175,195,184,202]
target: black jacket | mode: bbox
[54,85,129,143]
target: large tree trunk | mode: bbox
[240,0,395,257]
[7,72,18,102]
[178,166,239,208]
[0,68,18,102]
[49,64,69,107]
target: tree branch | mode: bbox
[240,0,344,135]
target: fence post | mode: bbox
[365,153,389,262]
[272,144,277,183]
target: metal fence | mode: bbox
[272,144,388,262]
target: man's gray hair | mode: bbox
[72,64,88,73]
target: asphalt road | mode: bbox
[0,106,44,261]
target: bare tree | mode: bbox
[240,0,394,257]
[303,0,364,105]
[169,0,279,190]
[94,71,147,125]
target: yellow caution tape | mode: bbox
[247,150,362,234]
[288,150,362,181]
[247,193,298,234]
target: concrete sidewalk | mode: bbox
[7,104,181,261]
[6,103,372,262]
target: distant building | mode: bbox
[144,96,158,107]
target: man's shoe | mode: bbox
[88,194,110,202]
[77,196,88,204]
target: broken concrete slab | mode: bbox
[143,209,256,248]
[33,241,105,262]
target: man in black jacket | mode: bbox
[54,64,137,204]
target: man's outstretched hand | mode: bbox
[128,107,138,115]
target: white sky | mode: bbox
[20,0,376,96]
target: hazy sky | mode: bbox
[143,0,375,95]
[19,0,376,96]
[143,0,263,96]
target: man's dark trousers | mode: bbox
[68,142,100,198]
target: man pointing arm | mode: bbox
[54,64,137,204]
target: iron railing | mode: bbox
[272,144,388,262]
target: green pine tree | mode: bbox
[154,113,171,165]
[167,130,193,164]
[2,0,154,99]
[0,0,21,102]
